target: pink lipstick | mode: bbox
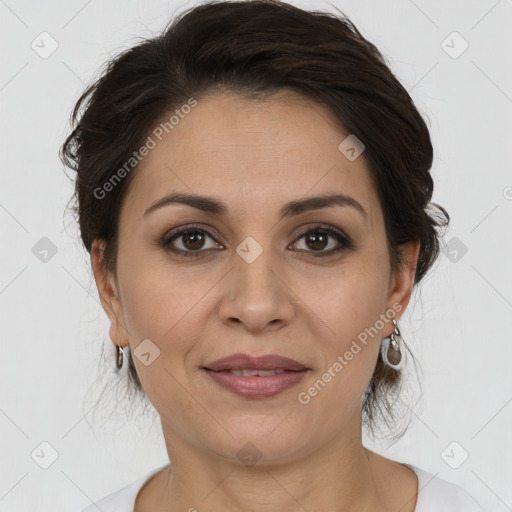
[202,353,309,398]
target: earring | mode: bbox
[380,319,403,370]
[115,344,124,370]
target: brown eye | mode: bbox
[292,225,352,257]
[178,230,207,250]
[161,226,222,257]
[301,231,330,251]
[159,223,352,258]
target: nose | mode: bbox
[218,237,295,333]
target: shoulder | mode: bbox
[406,464,483,512]
[79,465,167,512]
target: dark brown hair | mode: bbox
[60,0,449,437]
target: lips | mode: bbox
[203,353,308,372]
[202,353,309,398]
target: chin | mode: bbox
[202,421,312,466]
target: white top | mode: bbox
[79,462,482,512]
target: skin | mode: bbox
[92,90,421,512]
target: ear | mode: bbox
[384,238,421,336]
[91,239,129,349]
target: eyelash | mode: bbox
[159,223,353,258]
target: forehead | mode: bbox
[121,91,378,222]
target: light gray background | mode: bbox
[0,0,511,510]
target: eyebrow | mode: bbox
[143,191,367,220]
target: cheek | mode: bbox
[299,286,386,428]
[117,238,204,336]
[115,249,220,390]
[308,265,389,393]
[318,264,390,341]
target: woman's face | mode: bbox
[93,91,419,464]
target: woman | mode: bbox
[61,1,481,510]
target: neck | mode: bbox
[151,418,390,512]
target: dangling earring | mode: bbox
[380,319,403,370]
[115,344,124,370]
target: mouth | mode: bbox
[203,352,309,372]
[202,353,310,398]
[214,368,288,376]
